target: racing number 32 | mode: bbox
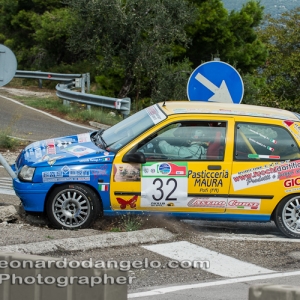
[141,176,187,207]
[152,178,177,201]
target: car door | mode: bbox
[228,117,300,219]
[109,115,234,214]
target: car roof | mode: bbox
[158,101,299,121]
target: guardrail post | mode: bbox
[121,97,131,119]
[81,74,86,94]
[86,73,90,93]
[81,74,91,111]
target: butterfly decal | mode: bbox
[116,195,138,209]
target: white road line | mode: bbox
[0,188,15,195]
[0,178,13,186]
[128,270,300,298]
[204,234,300,243]
[142,241,273,278]
[0,179,12,185]
[0,177,14,195]
[0,183,13,188]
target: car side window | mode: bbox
[235,123,300,160]
[136,121,226,161]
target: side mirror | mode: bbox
[122,152,146,164]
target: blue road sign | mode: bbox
[187,61,244,104]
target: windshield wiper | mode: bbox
[96,129,108,149]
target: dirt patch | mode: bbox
[92,214,194,237]
[0,86,55,98]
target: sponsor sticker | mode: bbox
[187,198,226,208]
[232,160,300,191]
[226,198,261,210]
[63,145,95,157]
[77,133,91,143]
[187,197,260,210]
[141,162,188,208]
[46,139,56,155]
[146,105,166,124]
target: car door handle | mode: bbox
[208,165,222,170]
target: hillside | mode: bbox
[222,0,300,17]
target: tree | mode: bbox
[0,0,73,69]
[65,0,197,100]
[186,0,267,74]
[256,7,300,111]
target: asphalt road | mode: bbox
[0,93,92,141]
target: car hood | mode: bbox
[16,132,115,169]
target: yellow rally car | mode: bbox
[12,101,300,238]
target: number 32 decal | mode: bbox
[152,178,177,201]
[141,176,187,207]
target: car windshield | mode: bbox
[101,104,166,152]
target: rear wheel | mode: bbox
[274,195,300,238]
[46,184,101,229]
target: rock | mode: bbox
[0,205,18,222]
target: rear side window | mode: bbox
[234,123,300,161]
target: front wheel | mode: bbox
[274,195,300,238]
[46,184,101,229]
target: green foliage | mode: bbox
[0,131,21,150]
[31,8,76,68]
[186,0,267,73]
[242,72,267,105]
[0,0,286,108]
[110,215,143,232]
[66,0,197,101]
[0,0,74,68]
[256,7,300,110]
[151,58,193,102]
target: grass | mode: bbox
[12,95,123,126]
[109,215,143,232]
[0,130,24,150]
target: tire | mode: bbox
[46,184,101,229]
[274,195,300,238]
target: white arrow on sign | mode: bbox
[195,73,233,103]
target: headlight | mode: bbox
[18,165,35,182]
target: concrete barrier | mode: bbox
[249,284,300,300]
[0,252,128,300]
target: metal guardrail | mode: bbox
[15,70,82,81]
[56,83,131,116]
[14,70,131,117]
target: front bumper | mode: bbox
[13,178,53,212]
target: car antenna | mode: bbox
[163,100,166,106]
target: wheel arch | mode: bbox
[270,193,300,221]
[44,182,103,214]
